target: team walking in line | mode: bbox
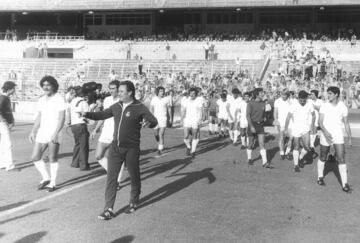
[0,75,353,221]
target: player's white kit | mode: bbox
[309,98,323,127]
[290,100,314,138]
[239,100,248,129]
[319,101,348,145]
[274,98,292,131]
[217,99,229,120]
[36,94,67,144]
[183,97,203,129]
[150,96,169,128]
[99,96,120,144]
[228,97,242,123]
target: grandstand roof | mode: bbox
[1,0,360,11]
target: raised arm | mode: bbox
[84,108,113,121]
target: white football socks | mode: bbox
[247,149,252,160]
[191,139,199,153]
[293,150,299,166]
[184,139,191,149]
[317,159,325,179]
[338,164,348,187]
[260,149,267,164]
[34,160,50,182]
[49,162,59,187]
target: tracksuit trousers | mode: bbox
[105,142,141,209]
[71,124,90,170]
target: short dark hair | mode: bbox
[109,80,120,89]
[189,87,198,96]
[252,88,263,98]
[244,92,251,97]
[40,75,59,93]
[156,86,165,95]
[120,80,135,99]
[220,93,227,99]
[2,81,16,92]
[96,83,102,90]
[298,90,309,99]
[327,86,340,97]
[310,90,319,98]
[232,88,240,95]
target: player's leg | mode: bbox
[183,127,191,155]
[218,119,224,137]
[246,128,255,164]
[47,142,60,191]
[95,142,111,171]
[317,144,329,185]
[190,127,200,157]
[278,130,286,160]
[32,143,50,189]
[233,121,240,144]
[154,127,160,144]
[299,132,311,167]
[334,143,350,192]
[228,122,235,142]
[292,137,301,172]
[258,133,269,168]
[158,127,166,154]
[0,122,14,170]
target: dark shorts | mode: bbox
[248,122,265,136]
[209,110,217,117]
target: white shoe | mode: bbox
[5,164,15,171]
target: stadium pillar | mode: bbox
[311,8,317,31]
[10,13,16,28]
[151,11,157,34]
[201,11,206,33]
[254,9,260,32]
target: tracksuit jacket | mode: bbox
[84,99,158,147]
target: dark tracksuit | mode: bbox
[85,100,157,209]
[246,100,266,135]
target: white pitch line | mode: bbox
[0,174,106,219]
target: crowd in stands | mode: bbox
[66,36,360,117]
[85,27,358,43]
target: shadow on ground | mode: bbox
[14,231,47,243]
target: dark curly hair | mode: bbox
[40,75,59,93]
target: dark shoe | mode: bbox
[191,152,195,159]
[298,159,305,168]
[157,150,162,156]
[317,177,325,186]
[294,165,300,172]
[342,183,351,193]
[70,164,80,168]
[186,148,191,156]
[286,153,293,161]
[209,131,213,136]
[98,208,115,220]
[46,186,57,192]
[80,166,91,171]
[38,180,50,190]
[262,162,271,169]
[241,145,247,150]
[125,203,138,214]
[248,159,253,165]
[280,155,285,160]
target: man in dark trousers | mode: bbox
[246,88,270,168]
[80,81,158,220]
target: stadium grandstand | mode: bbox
[1,0,360,112]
